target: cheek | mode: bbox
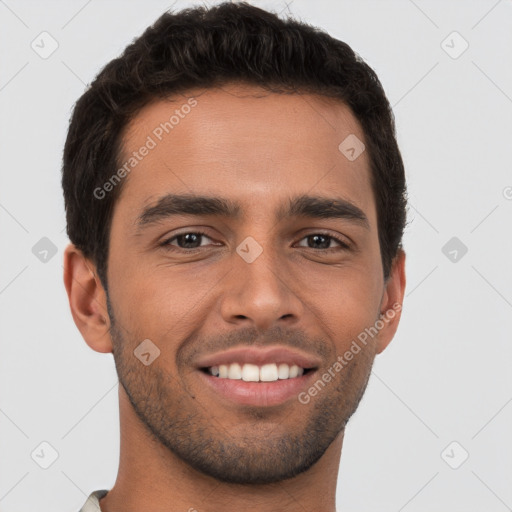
[109,262,223,339]
[305,266,382,350]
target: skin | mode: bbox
[64,83,406,512]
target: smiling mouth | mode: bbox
[201,362,315,382]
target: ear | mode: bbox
[63,243,113,354]
[375,249,406,354]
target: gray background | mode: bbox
[0,0,511,510]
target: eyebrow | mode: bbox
[135,193,369,231]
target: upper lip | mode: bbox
[195,346,321,370]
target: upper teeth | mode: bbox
[209,363,304,381]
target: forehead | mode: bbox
[116,83,375,224]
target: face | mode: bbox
[103,83,400,484]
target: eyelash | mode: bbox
[159,230,351,252]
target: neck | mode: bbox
[100,387,343,512]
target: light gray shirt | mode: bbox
[78,490,108,512]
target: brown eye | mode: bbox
[296,233,350,250]
[161,231,214,250]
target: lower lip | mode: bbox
[198,370,317,407]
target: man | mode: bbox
[62,2,407,511]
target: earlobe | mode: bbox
[63,244,113,354]
[375,249,406,354]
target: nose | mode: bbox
[219,244,304,331]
